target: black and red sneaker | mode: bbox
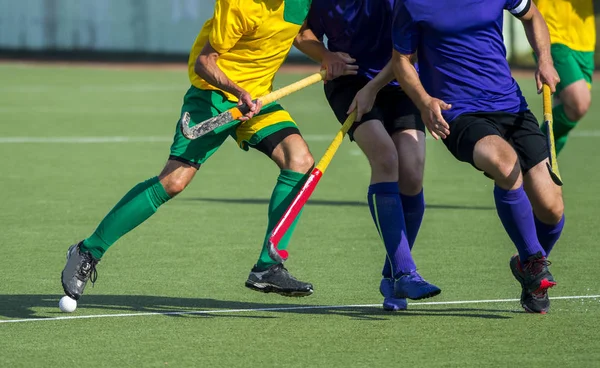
[510,252,556,314]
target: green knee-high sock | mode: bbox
[81,176,171,260]
[255,169,308,270]
[550,105,578,155]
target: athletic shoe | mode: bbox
[394,271,441,300]
[61,242,99,300]
[245,263,313,297]
[380,278,408,311]
[510,253,556,314]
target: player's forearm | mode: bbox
[392,51,432,111]
[294,27,328,64]
[365,61,395,92]
[521,7,552,64]
[195,46,244,97]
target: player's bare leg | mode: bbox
[355,120,399,184]
[560,80,591,122]
[355,120,405,310]
[394,129,426,196]
[509,158,563,314]
[524,159,564,230]
[473,136,557,313]
[245,133,316,297]
[354,121,439,308]
[473,135,523,190]
[269,133,314,172]
[62,159,196,300]
[549,80,592,154]
[523,158,565,253]
[158,159,199,196]
[373,128,428,310]
[517,160,564,313]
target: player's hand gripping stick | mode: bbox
[181,70,328,140]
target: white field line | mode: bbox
[0,131,598,144]
[0,295,598,324]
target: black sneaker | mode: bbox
[510,253,556,314]
[61,242,99,300]
[245,264,313,297]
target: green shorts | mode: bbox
[536,43,595,95]
[169,86,298,167]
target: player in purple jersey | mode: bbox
[295,0,441,311]
[392,0,564,314]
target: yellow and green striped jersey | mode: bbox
[188,0,310,101]
[535,0,596,52]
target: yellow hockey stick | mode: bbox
[267,111,357,263]
[542,84,563,186]
[181,70,327,140]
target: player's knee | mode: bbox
[370,151,399,180]
[398,165,424,195]
[287,150,315,173]
[565,99,592,121]
[162,177,190,197]
[158,160,197,197]
[497,159,521,183]
[564,91,591,121]
[536,196,564,225]
[473,136,521,186]
[494,161,521,188]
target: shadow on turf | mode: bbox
[182,198,494,211]
[0,295,515,321]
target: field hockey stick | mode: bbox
[542,84,563,186]
[266,111,358,263]
[180,70,327,140]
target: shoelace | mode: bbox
[80,253,99,285]
[411,272,425,282]
[523,257,552,276]
[531,289,548,299]
[398,271,426,284]
[274,264,306,286]
[279,265,299,282]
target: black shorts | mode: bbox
[442,111,548,174]
[253,127,301,158]
[324,75,424,140]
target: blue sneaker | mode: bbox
[394,271,441,300]
[379,278,408,311]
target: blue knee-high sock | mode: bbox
[368,182,416,277]
[400,189,425,249]
[382,189,425,277]
[493,185,545,260]
[535,214,565,257]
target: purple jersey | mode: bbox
[392,0,531,122]
[307,0,397,84]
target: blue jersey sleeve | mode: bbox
[505,0,531,18]
[306,4,325,40]
[392,1,418,54]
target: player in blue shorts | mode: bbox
[391,0,565,313]
[294,0,441,311]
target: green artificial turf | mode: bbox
[0,63,598,367]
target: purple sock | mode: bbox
[368,182,416,277]
[400,189,425,249]
[493,185,545,260]
[535,214,565,257]
[382,189,425,277]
